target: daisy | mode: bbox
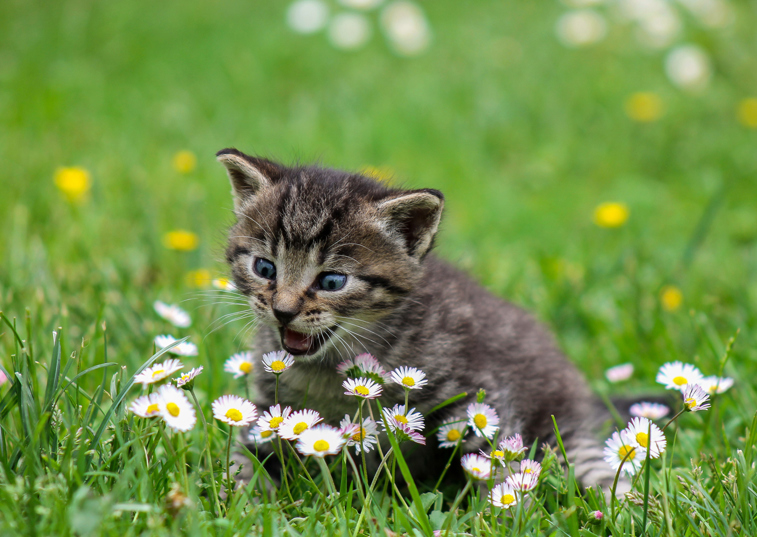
[656,362,704,391]
[296,425,346,457]
[436,418,467,448]
[461,453,491,480]
[603,430,641,475]
[382,404,425,432]
[389,366,428,390]
[466,402,499,439]
[155,384,196,432]
[682,384,711,412]
[481,446,506,463]
[153,301,192,328]
[175,366,203,390]
[212,395,258,427]
[336,353,391,384]
[698,376,734,395]
[343,377,383,399]
[248,425,276,445]
[393,421,426,445]
[506,471,538,492]
[605,363,634,383]
[154,335,198,357]
[262,350,295,374]
[629,402,670,420]
[258,404,292,432]
[134,358,184,386]
[500,434,528,460]
[626,416,666,458]
[225,352,255,378]
[278,409,323,440]
[339,415,379,453]
[212,277,237,291]
[129,393,161,418]
[519,459,542,479]
[489,482,519,509]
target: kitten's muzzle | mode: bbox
[272,307,298,326]
[279,326,336,356]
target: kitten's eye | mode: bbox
[317,273,347,291]
[253,258,277,280]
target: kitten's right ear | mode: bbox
[216,148,282,211]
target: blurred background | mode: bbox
[1,0,756,393]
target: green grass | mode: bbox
[2,0,757,534]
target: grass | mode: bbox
[1,0,757,534]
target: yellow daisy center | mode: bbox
[402,376,415,387]
[635,432,649,448]
[394,415,408,425]
[502,493,516,505]
[352,428,366,442]
[270,360,286,372]
[474,414,487,429]
[152,369,165,379]
[710,385,717,393]
[618,445,635,461]
[240,362,253,374]
[261,430,273,438]
[146,403,159,414]
[446,429,461,442]
[685,397,697,409]
[293,422,308,435]
[166,402,180,417]
[472,467,481,473]
[269,416,284,428]
[672,376,687,386]
[314,440,330,452]
[355,385,370,396]
[225,408,243,422]
[216,278,229,288]
[524,468,533,474]
[491,450,504,459]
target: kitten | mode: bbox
[217,148,617,488]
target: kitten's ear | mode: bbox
[376,189,444,258]
[216,148,283,211]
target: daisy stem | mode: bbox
[225,428,234,509]
[158,424,184,487]
[188,388,221,517]
[274,374,280,405]
[404,388,409,414]
[284,440,329,503]
[359,401,369,485]
[610,447,636,521]
[351,447,393,537]
[316,456,346,519]
[441,479,472,536]
[433,433,465,491]
[276,435,296,505]
[662,407,687,432]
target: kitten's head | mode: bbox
[217,148,444,359]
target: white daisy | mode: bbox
[461,453,491,480]
[212,395,258,427]
[261,350,295,374]
[436,418,467,448]
[225,352,255,378]
[336,353,390,384]
[506,471,538,492]
[481,447,506,463]
[278,409,323,440]
[605,363,634,383]
[258,404,292,432]
[212,277,237,291]
[629,402,670,420]
[343,377,383,399]
[519,459,542,480]
[626,417,666,459]
[339,415,379,453]
[382,404,425,432]
[134,358,184,386]
[656,361,704,391]
[389,366,428,390]
[499,433,528,460]
[489,482,519,509]
[154,335,198,357]
[175,366,203,389]
[682,384,711,412]
[604,430,641,475]
[698,375,734,395]
[155,384,196,432]
[393,421,426,445]
[248,425,277,445]
[466,402,499,439]
[153,300,192,328]
[296,425,346,457]
[129,393,161,418]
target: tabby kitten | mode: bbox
[217,148,616,488]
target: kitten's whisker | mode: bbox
[335,325,376,356]
[334,316,396,348]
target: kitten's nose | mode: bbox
[273,307,298,326]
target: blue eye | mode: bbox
[318,273,347,291]
[254,258,276,280]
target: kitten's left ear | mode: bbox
[216,148,283,211]
[376,189,444,258]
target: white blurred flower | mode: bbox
[461,453,491,480]
[656,361,704,391]
[629,401,670,420]
[339,0,384,9]
[156,384,196,432]
[506,471,539,491]
[212,277,237,291]
[175,366,203,389]
[605,363,634,383]
[135,358,184,386]
[555,10,607,48]
[154,335,198,357]
[287,0,329,34]
[634,5,681,49]
[129,394,161,418]
[698,375,734,395]
[154,301,192,328]
[296,424,346,457]
[380,2,431,56]
[328,12,372,50]
[561,0,605,6]
[665,45,712,92]
[225,351,254,378]
[678,0,733,29]
[248,425,277,445]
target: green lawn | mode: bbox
[1,0,757,534]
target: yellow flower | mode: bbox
[593,202,629,228]
[361,165,394,183]
[737,98,757,129]
[163,230,199,251]
[660,285,683,312]
[172,150,197,174]
[625,92,664,123]
[185,269,212,288]
[54,167,91,203]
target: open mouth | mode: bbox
[279,326,336,356]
